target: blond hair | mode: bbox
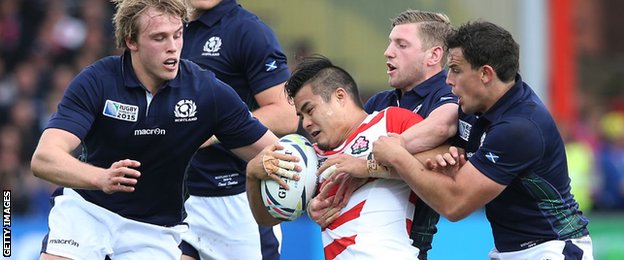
[111,0,188,50]
[391,10,452,51]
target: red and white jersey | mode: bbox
[315,107,423,260]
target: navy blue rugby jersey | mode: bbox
[181,0,289,196]
[45,52,268,226]
[364,70,457,258]
[458,75,588,252]
[364,71,456,116]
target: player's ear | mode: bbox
[126,37,138,51]
[335,87,347,104]
[481,65,495,84]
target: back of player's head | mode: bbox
[112,0,188,50]
[446,20,519,83]
[391,10,453,52]
[285,55,363,109]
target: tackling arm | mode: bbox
[373,136,506,221]
[401,103,458,154]
[252,82,299,136]
[31,128,141,193]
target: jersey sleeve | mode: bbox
[238,19,289,95]
[469,117,544,185]
[210,78,268,149]
[384,107,423,134]
[46,66,101,140]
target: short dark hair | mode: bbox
[285,55,363,108]
[446,20,519,82]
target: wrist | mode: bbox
[366,158,392,178]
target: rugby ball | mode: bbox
[260,134,318,221]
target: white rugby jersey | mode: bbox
[315,107,423,260]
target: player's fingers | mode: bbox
[112,183,136,193]
[271,151,299,163]
[274,168,298,180]
[323,209,342,226]
[319,164,337,179]
[277,159,297,170]
[435,154,448,167]
[425,158,437,170]
[459,154,467,165]
[270,174,290,190]
[442,153,457,165]
[111,159,141,169]
[319,179,338,195]
[118,166,141,178]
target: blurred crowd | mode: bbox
[0,0,117,217]
[0,0,622,219]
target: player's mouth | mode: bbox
[310,130,321,139]
[386,62,397,74]
[164,58,178,71]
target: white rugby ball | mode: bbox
[261,134,318,221]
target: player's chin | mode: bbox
[161,71,178,81]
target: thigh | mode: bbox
[42,189,113,259]
[112,220,187,260]
[183,193,263,260]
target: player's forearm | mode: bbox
[252,103,298,136]
[246,177,282,226]
[31,147,101,190]
[401,104,458,154]
[387,149,469,221]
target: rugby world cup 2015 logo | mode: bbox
[174,99,198,122]
[103,100,138,122]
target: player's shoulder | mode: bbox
[369,89,395,100]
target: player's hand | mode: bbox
[246,142,301,190]
[372,133,407,166]
[425,146,466,177]
[323,173,367,209]
[307,193,341,228]
[99,159,141,194]
[317,154,368,179]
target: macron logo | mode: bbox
[49,238,79,247]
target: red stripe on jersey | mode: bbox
[384,107,423,134]
[409,191,418,204]
[406,218,413,233]
[324,235,357,260]
[326,200,366,230]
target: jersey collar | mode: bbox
[393,70,447,99]
[480,74,526,122]
[196,0,238,27]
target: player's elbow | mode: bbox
[436,196,472,222]
[30,150,47,179]
[442,210,470,222]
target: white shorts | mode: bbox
[489,235,593,260]
[43,188,187,260]
[181,192,282,260]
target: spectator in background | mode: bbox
[560,121,595,212]
[595,111,624,210]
